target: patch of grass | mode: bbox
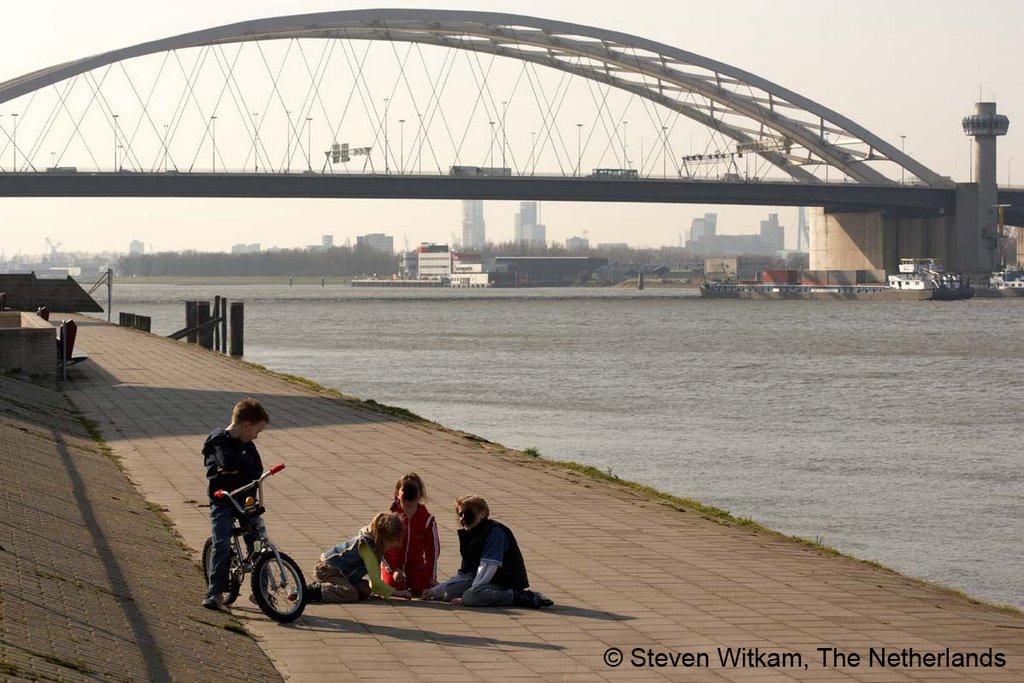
[37,653,96,676]
[64,394,196,561]
[522,446,541,457]
[0,658,60,682]
[242,362,426,422]
[223,620,251,637]
[69,408,123,471]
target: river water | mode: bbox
[111,284,1023,607]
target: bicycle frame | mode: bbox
[214,464,293,592]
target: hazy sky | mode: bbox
[1,0,1021,257]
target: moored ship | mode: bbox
[700,259,974,300]
[886,259,973,301]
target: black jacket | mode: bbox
[458,519,529,590]
[203,428,263,503]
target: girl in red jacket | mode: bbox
[381,473,440,597]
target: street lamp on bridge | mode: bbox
[211,115,217,172]
[399,118,405,174]
[661,125,668,178]
[576,123,582,177]
[11,113,18,171]
[530,130,536,176]
[900,134,906,184]
[384,98,389,174]
[162,123,169,172]
[306,117,313,172]
[286,110,292,173]
[488,120,495,167]
[112,114,120,171]
[621,120,628,169]
[252,112,259,173]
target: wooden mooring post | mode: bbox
[171,298,242,355]
[196,301,213,350]
[220,297,228,353]
[185,301,198,344]
[229,302,244,357]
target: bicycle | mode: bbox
[202,463,308,622]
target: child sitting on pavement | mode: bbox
[421,495,553,609]
[381,473,440,598]
[307,512,412,603]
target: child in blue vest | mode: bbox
[307,512,412,602]
[422,495,553,608]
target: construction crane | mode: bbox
[45,238,61,263]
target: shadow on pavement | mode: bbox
[63,354,406,442]
[291,614,565,651]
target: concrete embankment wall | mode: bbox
[0,311,56,379]
[0,375,282,682]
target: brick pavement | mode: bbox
[61,318,1024,682]
[0,374,281,682]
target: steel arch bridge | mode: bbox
[0,8,951,193]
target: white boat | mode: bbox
[887,259,974,300]
[989,270,1024,289]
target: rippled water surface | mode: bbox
[112,284,1024,606]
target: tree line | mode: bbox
[117,246,400,277]
[116,241,722,277]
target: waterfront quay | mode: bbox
[24,317,1024,681]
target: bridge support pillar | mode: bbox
[810,208,965,275]
[808,209,885,271]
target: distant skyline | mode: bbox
[1,0,1020,257]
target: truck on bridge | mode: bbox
[449,165,512,177]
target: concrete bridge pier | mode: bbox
[810,102,1009,278]
[808,185,1006,278]
[808,209,958,274]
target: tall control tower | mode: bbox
[962,102,1009,271]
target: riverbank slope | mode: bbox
[0,374,281,682]
[56,317,1024,681]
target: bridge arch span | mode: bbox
[0,9,950,187]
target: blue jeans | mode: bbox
[437,577,514,607]
[208,502,239,594]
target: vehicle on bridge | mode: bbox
[590,168,638,179]
[449,165,512,177]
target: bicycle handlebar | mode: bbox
[213,464,286,500]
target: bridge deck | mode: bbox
[0,172,969,215]
[64,318,1022,681]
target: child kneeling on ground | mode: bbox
[307,512,412,602]
[422,495,553,609]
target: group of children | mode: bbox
[202,398,552,611]
[307,472,553,609]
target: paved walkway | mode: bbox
[0,375,281,682]
[65,318,1023,681]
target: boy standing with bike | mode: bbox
[202,397,269,610]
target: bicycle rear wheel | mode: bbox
[202,536,242,605]
[251,551,307,622]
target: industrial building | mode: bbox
[494,256,607,286]
[356,233,394,253]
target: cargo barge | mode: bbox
[700,259,974,301]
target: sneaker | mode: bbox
[512,589,549,609]
[202,592,222,610]
[535,592,554,608]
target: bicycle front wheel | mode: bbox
[251,551,307,622]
